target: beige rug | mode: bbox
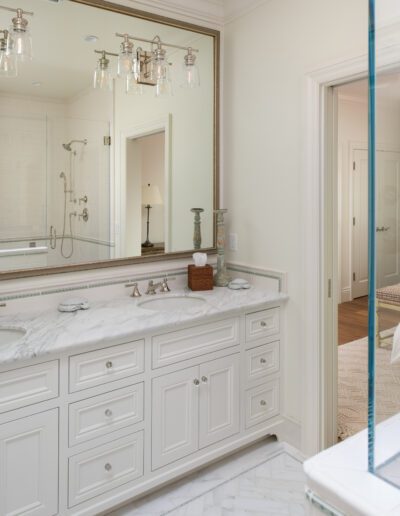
[338,335,400,440]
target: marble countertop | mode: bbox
[0,287,287,367]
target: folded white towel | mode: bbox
[391,324,400,363]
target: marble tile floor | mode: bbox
[109,437,307,516]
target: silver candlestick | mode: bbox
[214,209,230,287]
[191,208,204,250]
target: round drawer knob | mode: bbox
[260,358,267,364]
[193,378,200,386]
[201,376,208,383]
[104,463,112,472]
[105,409,113,418]
[260,321,267,327]
[105,361,113,369]
[260,400,267,406]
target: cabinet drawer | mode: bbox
[245,308,280,342]
[245,379,279,428]
[69,383,144,446]
[69,340,144,393]
[245,341,280,384]
[0,360,59,414]
[152,318,240,369]
[68,431,144,507]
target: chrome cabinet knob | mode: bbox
[193,378,200,386]
[201,376,208,383]
[105,409,113,418]
[260,358,267,364]
[106,361,113,369]
[260,321,267,327]
[260,400,267,406]
[104,463,112,472]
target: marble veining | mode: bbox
[109,438,306,516]
[0,287,287,366]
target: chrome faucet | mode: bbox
[125,282,142,297]
[146,277,171,295]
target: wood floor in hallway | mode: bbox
[338,296,400,345]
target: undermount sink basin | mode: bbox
[0,327,26,346]
[138,295,206,312]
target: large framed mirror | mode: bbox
[0,0,219,279]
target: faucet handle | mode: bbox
[125,282,142,297]
[146,280,158,295]
[160,277,171,293]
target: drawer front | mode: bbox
[68,431,144,507]
[245,379,279,429]
[69,383,144,446]
[69,340,144,393]
[245,341,280,384]
[152,318,240,369]
[0,361,59,414]
[245,308,280,342]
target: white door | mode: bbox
[352,149,369,298]
[0,409,58,516]
[152,366,199,470]
[199,354,240,449]
[376,151,400,288]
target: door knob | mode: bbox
[193,378,200,386]
[201,376,208,383]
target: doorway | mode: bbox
[335,75,400,441]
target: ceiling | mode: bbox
[0,0,211,100]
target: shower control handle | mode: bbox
[78,208,89,222]
[79,195,88,205]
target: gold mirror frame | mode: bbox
[0,0,220,280]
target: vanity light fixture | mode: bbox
[93,50,118,91]
[115,32,199,95]
[181,47,200,88]
[0,5,34,61]
[0,29,17,77]
[117,34,135,78]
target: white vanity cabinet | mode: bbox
[152,353,240,469]
[0,301,286,515]
[0,409,59,516]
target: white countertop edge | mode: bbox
[0,288,288,367]
[304,413,400,516]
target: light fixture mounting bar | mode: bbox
[94,49,118,57]
[0,5,33,16]
[115,33,199,53]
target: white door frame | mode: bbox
[302,37,400,456]
[117,114,172,257]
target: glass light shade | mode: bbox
[9,28,32,61]
[117,51,133,78]
[126,73,143,95]
[150,49,168,82]
[155,76,173,97]
[0,50,17,77]
[93,65,113,91]
[181,62,200,88]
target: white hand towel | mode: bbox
[391,324,400,363]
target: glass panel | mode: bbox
[370,0,400,487]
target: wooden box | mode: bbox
[188,264,214,291]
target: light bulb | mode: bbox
[9,9,32,61]
[151,46,167,82]
[0,49,17,77]
[0,31,17,77]
[126,73,143,95]
[117,35,134,78]
[181,49,199,88]
[93,52,112,91]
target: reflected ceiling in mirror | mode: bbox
[0,0,219,278]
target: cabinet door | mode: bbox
[0,409,58,516]
[152,366,199,470]
[199,354,240,449]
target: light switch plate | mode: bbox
[229,233,238,251]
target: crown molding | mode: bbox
[107,0,224,28]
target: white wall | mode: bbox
[223,0,368,425]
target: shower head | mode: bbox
[62,139,88,151]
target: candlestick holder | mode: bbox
[214,209,230,287]
[191,208,204,250]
